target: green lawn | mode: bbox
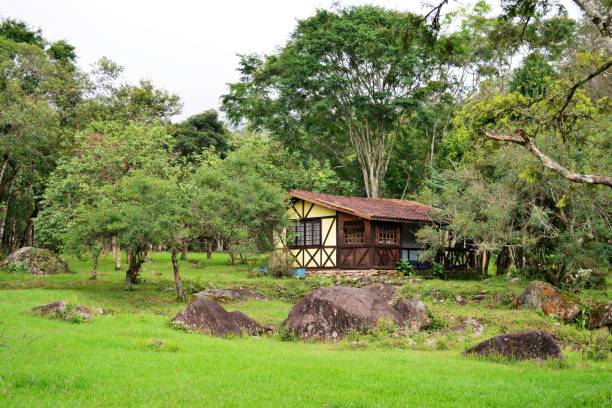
[0,252,610,407]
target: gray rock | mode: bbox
[196,288,266,303]
[172,296,261,337]
[31,301,104,321]
[285,286,432,340]
[465,330,561,360]
[31,300,67,316]
[393,298,432,331]
[589,302,612,329]
[2,247,70,275]
[450,318,484,337]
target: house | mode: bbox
[281,190,437,273]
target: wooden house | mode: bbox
[282,190,436,272]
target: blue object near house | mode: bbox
[251,266,269,274]
[293,267,306,278]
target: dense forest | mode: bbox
[0,0,609,299]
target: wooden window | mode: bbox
[344,220,365,245]
[378,224,397,245]
[291,219,321,247]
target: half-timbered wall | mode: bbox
[284,198,337,268]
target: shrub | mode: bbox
[395,259,414,277]
[431,262,445,279]
[277,324,298,342]
[268,249,295,278]
[582,330,610,361]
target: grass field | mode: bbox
[0,252,610,407]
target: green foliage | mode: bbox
[66,171,186,256]
[431,262,445,279]
[172,110,229,159]
[582,330,611,361]
[36,122,175,253]
[395,259,415,277]
[510,52,556,98]
[0,18,44,47]
[222,6,442,197]
[189,137,289,262]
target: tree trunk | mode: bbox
[481,251,490,278]
[125,250,145,289]
[495,246,513,276]
[180,239,188,260]
[112,237,121,270]
[171,249,185,302]
[206,241,213,259]
[228,247,236,265]
[91,254,99,280]
[0,176,15,246]
[216,239,223,251]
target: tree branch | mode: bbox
[485,130,612,187]
[573,0,612,52]
[555,58,612,120]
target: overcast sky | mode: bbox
[1,0,580,122]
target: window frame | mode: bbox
[289,218,322,248]
[343,220,366,246]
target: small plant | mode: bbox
[4,261,28,274]
[268,249,295,278]
[146,339,180,353]
[277,324,299,342]
[370,318,398,339]
[431,262,445,278]
[582,331,610,361]
[395,259,414,277]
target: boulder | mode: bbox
[31,301,105,321]
[285,286,431,340]
[172,296,260,337]
[363,283,398,302]
[228,311,261,335]
[517,281,580,321]
[2,247,70,275]
[589,302,612,329]
[31,300,67,316]
[393,298,432,331]
[449,318,484,337]
[465,330,561,360]
[195,288,266,303]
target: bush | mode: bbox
[395,259,414,277]
[277,324,298,342]
[268,249,295,278]
[582,330,610,361]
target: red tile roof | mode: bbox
[290,190,433,222]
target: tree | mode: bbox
[68,171,188,297]
[172,110,229,159]
[480,0,611,187]
[0,19,84,253]
[189,139,289,264]
[222,6,443,198]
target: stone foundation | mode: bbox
[306,269,397,278]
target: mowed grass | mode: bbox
[0,252,610,407]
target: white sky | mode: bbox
[1,0,580,122]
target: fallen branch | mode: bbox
[485,130,612,187]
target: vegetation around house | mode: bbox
[0,0,610,406]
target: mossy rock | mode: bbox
[517,280,580,322]
[2,247,70,275]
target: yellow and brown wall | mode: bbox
[283,198,337,269]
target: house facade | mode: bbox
[283,190,434,271]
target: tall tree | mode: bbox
[222,6,443,198]
[172,110,229,159]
